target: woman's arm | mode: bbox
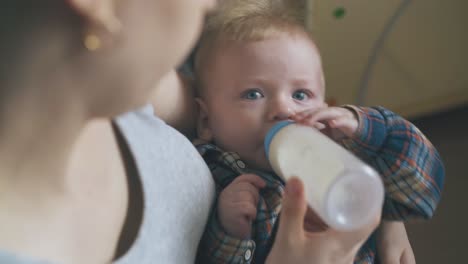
[341,106,445,220]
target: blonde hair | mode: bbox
[203,0,307,41]
[194,0,310,95]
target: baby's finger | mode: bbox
[231,182,262,206]
[292,110,317,123]
[292,103,328,121]
[233,174,266,189]
[313,122,326,130]
[239,202,258,220]
[295,108,342,128]
[306,107,348,125]
[295,113,327,129]
[329,116,358,137]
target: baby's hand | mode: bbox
[218,174,266,239]
[293,106,359,141]
[377,221,416,264]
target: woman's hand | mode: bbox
[377,221,416,264]
[266,177,380,264]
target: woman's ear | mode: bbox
[68,0,121,34]
[195,98,213,142]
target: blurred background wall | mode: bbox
[307,0,467,117]
[306,0,467,262]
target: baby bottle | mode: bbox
[264,121,384,231]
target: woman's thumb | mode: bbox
[277,177,308,240]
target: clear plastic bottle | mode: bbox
[264,121,384,231]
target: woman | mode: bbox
[0,0,378,263]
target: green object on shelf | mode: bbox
[333,7,346,19]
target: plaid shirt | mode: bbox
[195,106,445,264]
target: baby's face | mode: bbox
[199,31,325,171]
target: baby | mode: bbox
[192,0,444,263]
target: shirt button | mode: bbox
[237,160,246,168]
[244,249,252,261]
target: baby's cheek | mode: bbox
[213,128,250,150]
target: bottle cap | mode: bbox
[264,120,294,160]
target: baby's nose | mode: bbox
[269,103,294,121]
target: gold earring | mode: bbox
[83,14,122,52]
[84,33,102,51]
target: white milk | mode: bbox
[265,121,384,231]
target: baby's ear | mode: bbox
[195,98,213,142]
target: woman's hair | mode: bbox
[0,0,82,89]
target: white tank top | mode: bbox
[0,105,215,264]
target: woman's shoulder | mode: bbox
[114,104,204,167]
[113,105,215,264]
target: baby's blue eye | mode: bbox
[242,89,264,100]
[292,90,309,101]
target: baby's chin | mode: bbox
[245,151,274,173]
